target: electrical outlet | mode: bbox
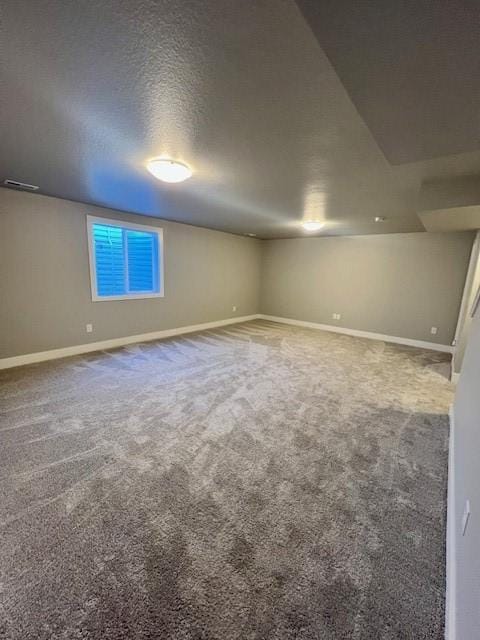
[462,500,471,536]
[232,306,237,312]
[332,313,341,320]
[86,323,93,333]
[430,326,438,335]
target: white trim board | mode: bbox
[258,314,454,353]
[446,404,456,640]
[451,371,460,385]
[0,314,260,370]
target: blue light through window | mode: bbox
[90,221,161,298]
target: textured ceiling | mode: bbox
[2,0,480,238]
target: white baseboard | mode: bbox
[258,314,454,354]
[0,314,261,370]
[1,313,454,370]
[451,371,460,385]
[446,404,456,640]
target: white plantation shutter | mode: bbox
[90,220,162,299]
[93,224,125,296]
[126,230,158,292]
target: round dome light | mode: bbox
[146,158,192,183]
[302,220,324,232]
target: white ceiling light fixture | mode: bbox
[374,216,386,222]
[302,220,324,232]
[146,158,192,183]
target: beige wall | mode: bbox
[452,304,480,639]
[1,188,475,359]
[453,231,480,374]
[0,189,262,358]
[261,233,474,345]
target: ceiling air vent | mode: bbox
[3,179,39,191]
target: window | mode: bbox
[87,216,164,301]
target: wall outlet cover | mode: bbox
[462,499,471,536]
[86,323,93,333]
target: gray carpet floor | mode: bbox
[0,320,452,639]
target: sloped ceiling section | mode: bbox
[419,175,480,232]
[296,0,480,164]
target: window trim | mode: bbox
[86,215,165,302]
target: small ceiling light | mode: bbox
[302,220,324,232]
[374,216,386,222]
[146,158,192,183]
[246,233,257,237]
